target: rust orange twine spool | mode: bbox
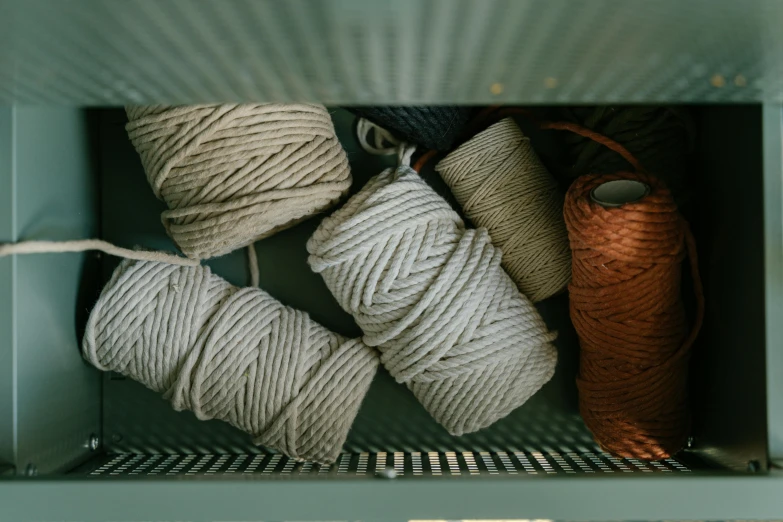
[564,164,704,460]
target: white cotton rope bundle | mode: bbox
[307,162,558,435]
[436,118,571,302]
[125,103,352,260]
[83,259,379,464]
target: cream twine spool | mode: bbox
[125,104,352,260]
[308,128,558,435]
[83,259,379,464]
[436,118,571,302]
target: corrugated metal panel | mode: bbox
[1,0,782,104]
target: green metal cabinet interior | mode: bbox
[0,108,101,478]
[0,104,780,522]
[1,1,783,520]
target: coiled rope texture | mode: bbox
[307,165,558,435]
[436,118,571,302]
[348,106,473,151]
[83,259,379,464]
[565,171,703,460]
[126,104,352,260]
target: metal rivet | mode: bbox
[489,83,504,95]
[25,464,37,477]
[747,460,761,473]
[376,467,397,479]
[88,434,100,451]
[710,74,726,88]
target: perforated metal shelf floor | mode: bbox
[82,450,693,477]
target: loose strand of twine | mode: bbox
[478,107,645,172]
[356,118,417,167]
[0,239,198,266]
[560,106,696,202]
[540,120,643,172]
[0,240,270,289]
[4,104,353,285]
[247,244,260,287]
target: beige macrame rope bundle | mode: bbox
[308,159,558,435]
[436,118,571,302]
[125,103,352,260]
[83,259,378,464]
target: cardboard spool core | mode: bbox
[590,180,650,207]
